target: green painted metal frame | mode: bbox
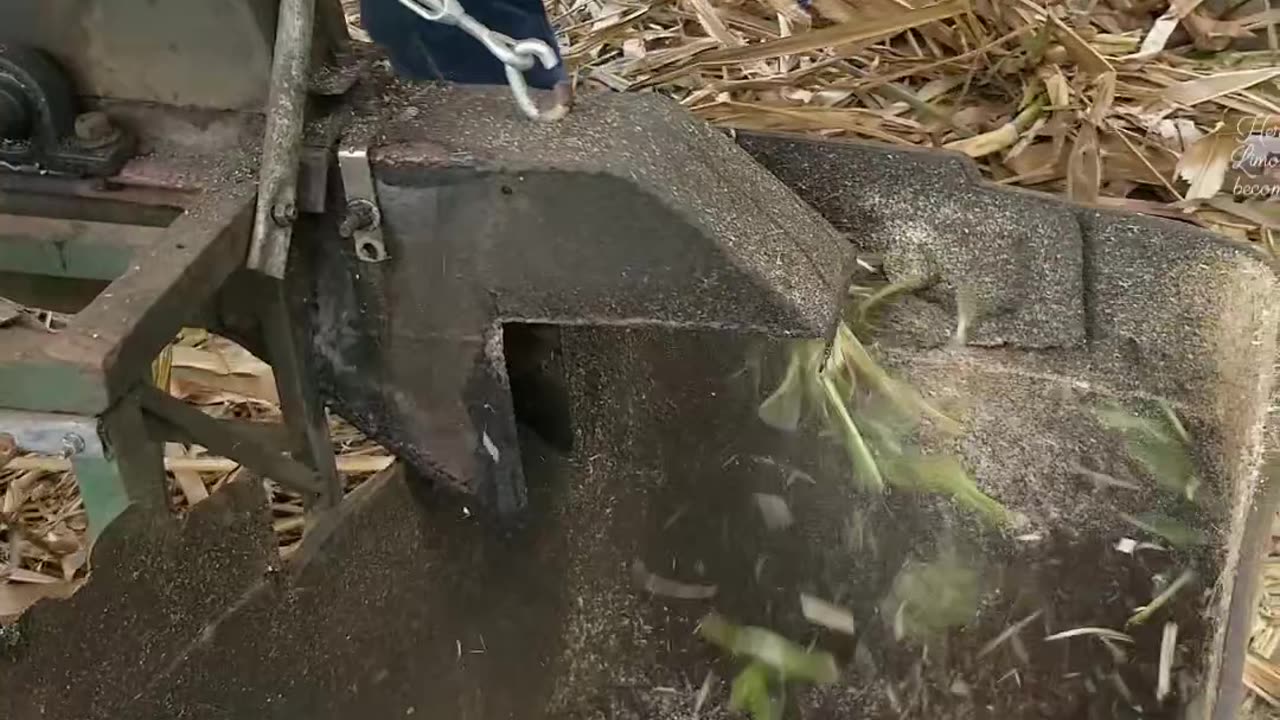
[0,176,341,536]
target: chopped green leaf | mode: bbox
[699,613,839,684]
[1120,512,1208,548]
[729,662,782,720]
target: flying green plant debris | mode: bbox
[1120,512,1209,548]
[1127,569,1195,627]
[820,372,884,492]
[757,341,824,433]
[1095,400,1199,501]
[729,662,783,720]
[755,317,1011,524]
[851,276,932,334]
[833,323,961,436]
[698,613,839,684]
[883,550,981,642]
[880,453,1013,527]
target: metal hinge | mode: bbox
[336,144,388,263]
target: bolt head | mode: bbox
[74,111,118,147]
[60,433,85,458]
[271,202,298,227]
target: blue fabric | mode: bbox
[361,0,565,89]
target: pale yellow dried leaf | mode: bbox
[800,593,857,635]
[1068,123,1101,203]
[693,0,968,66]
[1176,131,1238,200]
[1088,71,1117,126]
[1134,8,1180,58]
[1164,68,1280,108]
[5,567,62,584]
[1184,11,1252,52]
[685,0,739,48]
[174,462,210,507]
[0,578,82,618]
[948,122,1020,158]
[6,454,394,475]
[1003,140,1061,178]
[1040,65,1071,108]
[1246,653,1280,706]
[1050,15,1114,75]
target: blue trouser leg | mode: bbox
[360,0,565,89]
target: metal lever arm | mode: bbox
[247,0,317,279]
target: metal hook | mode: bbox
[397,0,452,23]
[503,65,571,122]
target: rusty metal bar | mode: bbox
[246,0,316,278]
[137,384,322,495]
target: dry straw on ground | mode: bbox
[551,0,1280,244]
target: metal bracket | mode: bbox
[336,144,388,263]
[0,45,134,177]
[0,409,104,458]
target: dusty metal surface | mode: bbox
[742,132,1280,720]
[304,84,851,518]
[0,181,256,414]
[2,303,1273,719]
[0,0,278,111]
[0,479,275,719]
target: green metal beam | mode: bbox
[0,214,163,280]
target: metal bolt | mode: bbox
[60,433,85,459]
[338,200,378,238]
[271,201,298,227]
[73,111,119,148]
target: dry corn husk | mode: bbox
[545,0,1280,242]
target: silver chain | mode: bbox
[394,0,565,121]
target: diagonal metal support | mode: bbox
[260,275,343,510]
[136,384,322,496]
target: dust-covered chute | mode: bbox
[0,2,1277,719]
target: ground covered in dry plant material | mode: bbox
[552,0,1280,244]
[1247,515,1280,717]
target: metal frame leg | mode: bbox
[261,276,342,511]
[73,394,168,540]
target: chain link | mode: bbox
[395,0,567,121]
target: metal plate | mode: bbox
[0,0,277,111]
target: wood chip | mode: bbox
[800,593,857,635]
[1044,626,1135,644]
[631,559,718,599]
